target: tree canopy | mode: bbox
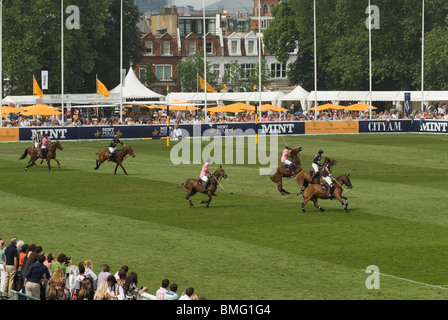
[2,0,143,96]
[264,0,448,91]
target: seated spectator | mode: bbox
[122,272,148,300]
[156,279,170,300]
[163,283,179,300]
[179,287,194,300]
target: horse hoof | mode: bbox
[319,208,325,212]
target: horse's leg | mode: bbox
[186,195,194,208]
[202,193,212,208]
[114,163,119,174]
[301,195,311,213]
[54,158,61,168]
[335,194,349,212]
[277,177,289,195]
[312,197,325,212]
[119,163,128,175]
[47,158,51,171]
[94,158,104,170]
[186,189,197,208]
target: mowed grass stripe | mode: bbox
[1,189,445,300]
[2,134,448,299]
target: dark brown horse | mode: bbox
[178,166,228,208]
[295,158,337,195]
[94,146,135,175]
[269,146,302,195]
[301,174,353,213]
[25,141,63,171]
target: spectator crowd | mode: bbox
[0,237,202,301]
[2,103,448,128]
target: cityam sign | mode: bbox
[358,120,413,133]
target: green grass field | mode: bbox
[1,133,448,300]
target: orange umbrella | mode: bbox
[345,103,377,111]
[207,105,245,113]
[1,106,20,113]
[168,105,200,111]
[20,105,62,116]
[261,104,288,112]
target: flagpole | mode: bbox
[0,0,2,128]
[313,0,317,120]
[368,0,372,119]
[256,0,261,145]
[61,0,65,123]
[120,0,123,124]
[203,0,208,124]
[421,0,425,112]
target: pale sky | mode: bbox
[172,0,211,9]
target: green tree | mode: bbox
[2,0,143,95]
[242,58,273,92]
[264,0,448,91]
[222,60,244,92]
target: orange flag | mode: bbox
[97,78,110,98]
[33,76,44,98]
[199,76,217,93]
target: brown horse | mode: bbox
[25,141,63,171]
[94,146,135,175]
[269,146,303,195]
[178,166,228,208]
[296,158,338,195]
[20,144,38,167]
[301,174,353,213]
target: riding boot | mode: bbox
[310,172,317,183]
[327,184,333,198]
[289,163,295,173]
[202,180,209,193]
[108,153,113,162]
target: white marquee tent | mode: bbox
[110,68,164,100]
[165,91,285,106]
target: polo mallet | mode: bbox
[212,175,225,190]
[332,176,349,193]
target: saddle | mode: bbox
[310,170,320,183]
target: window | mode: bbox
[206,41,213,54]
[139,66,146,80]
[155,65,172,80]
[241,63,255,79]
[163,41,170,55]
[263,4,269,15]
[230,41,238,55]
[247,40,255,55]
[271,63,287,78]
[188,41,196,55]
[212,64,220,76]
[145,41,153,55]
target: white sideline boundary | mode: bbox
[363,269,448,290]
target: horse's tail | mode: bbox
[19,148,28,160]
